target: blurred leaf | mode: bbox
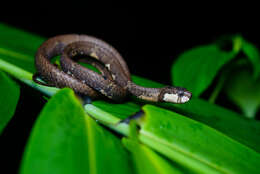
[171,35,260,98]
[224,68,260,119]
[0,23,44,73]
[240,38,260,79]
[0,24,44,54]
[0,71,20,134]
[171,44,237,96]
[123,138,183,174]
[139,105,260,174]
[20,88,133,174]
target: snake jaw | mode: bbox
[163,93,179,103]
[160,86,192,104]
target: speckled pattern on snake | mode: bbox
[33,34,192,104]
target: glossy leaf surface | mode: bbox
[139,105,260,174]
[123,138,183,174]
[20,89,132,174]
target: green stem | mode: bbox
[209,36,244,104]
[208,72,227,104]
[232,35,243,53]
[84,104,130,136]
[0,59,58,96]
[0,58,130,135]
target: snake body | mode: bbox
[34,34,192,103]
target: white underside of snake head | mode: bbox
[163,93,190,103]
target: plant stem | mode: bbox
[0,59,58,96]
[0,58,130,135]
[84,104,130,136]
[208,72,227,104]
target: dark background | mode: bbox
[1,11,260,173]
[2,11,259,84]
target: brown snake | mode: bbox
[33,34,192,103]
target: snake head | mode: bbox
[159,86,192,104]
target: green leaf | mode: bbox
[0,23,44,73]
[20,88,133,174]
[172,97,260,153]
[171,44,237,96]
[85,103,260,174]
[0,71,20,134]
[224,68,260,119]
[139,105,260,174]
[0,23,59,96]
[126,76,260,153]
[1,23,260,173]
[84,114,134,174]
[241,38,260,79]
[122,138,183,174]
[90,75,260,153]
[92,100,141,119]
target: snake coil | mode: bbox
[33,34,192,104]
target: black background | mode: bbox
[3,11,260,84]
[1,10,260,173]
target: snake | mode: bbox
[33,34,192,104]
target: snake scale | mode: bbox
[33,34,192,104]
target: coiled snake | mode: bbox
[33,34,192,104]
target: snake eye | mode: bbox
[181,90,192,103]
[177,90,184,97]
